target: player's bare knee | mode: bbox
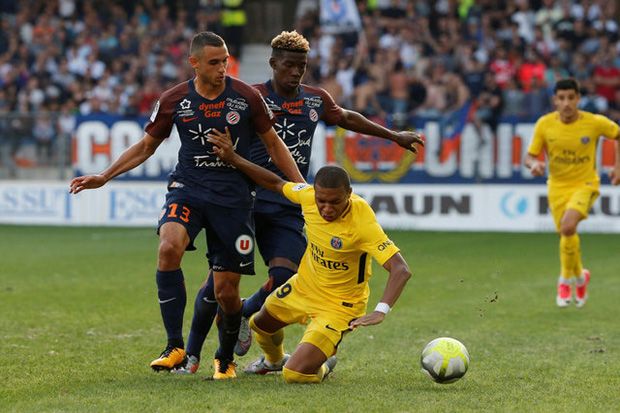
[249,309,275,333]
[559,221,577,236]
[214,284,240,310]
[157,239,184,268]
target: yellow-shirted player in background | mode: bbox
[207,127,414,383]
[525,78,620,308]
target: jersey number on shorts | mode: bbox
[167,203,191,223]
[276,283,292,299]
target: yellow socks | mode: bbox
[282,364,328,384]
[559,234,581,279]
[249,315,284,365]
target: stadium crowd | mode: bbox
[0,0,619,167]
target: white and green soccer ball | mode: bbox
[420,337,470,384]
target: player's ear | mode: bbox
[188,55,199,68]
[269,56,277,69]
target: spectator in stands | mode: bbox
[416,64,447,117]
[569,52,593,82]
[502,78,526,119]
[592,48,620,105]
[607,89,620,122]
[221,0,246,59]
[443,72,470,113]
[544,55,570,93]
[517,49,547,92]
[489,47,515,89]
[524,76,551,119]
[579,78,609,114]
[473,72,503,136]
[387,59,409,117]
[32,112,55,166]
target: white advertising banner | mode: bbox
[1,181,619,232]
[353,184,620,232]
[0,181,165,227]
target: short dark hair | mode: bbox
[190,31,225,56]
[554,78,580,94]
[314,165,351,191]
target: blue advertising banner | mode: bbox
[72,113,618,185]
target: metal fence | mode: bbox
[0,112,73,180]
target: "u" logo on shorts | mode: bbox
[235,234,254,254]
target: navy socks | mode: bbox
[242,266,295,317]
[156,269,187,349]
[186,272,217,359]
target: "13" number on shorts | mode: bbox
[167,203,190,223]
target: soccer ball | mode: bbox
[420,337,470,384]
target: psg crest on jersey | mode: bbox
[580,136,590,144]
[330,236,343,249]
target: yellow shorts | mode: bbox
[548,183,599,231]
[264,274,365,358]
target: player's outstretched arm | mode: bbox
[69,134,162,194]
[349,253,411,329]
[208,127,286,194]
[610,133,620,185]
[338,109,424,155]
[258,128,306,183]
[524,153,546,177]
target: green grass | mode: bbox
[1,226,618,412]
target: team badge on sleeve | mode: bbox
[580,136,590,144]
[292,183,308,191]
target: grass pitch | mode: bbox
[1,226,618,412]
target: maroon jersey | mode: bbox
[146,76,274,207]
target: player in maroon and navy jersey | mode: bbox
[178,31,423,375]
[69,32,304,379]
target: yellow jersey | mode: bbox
[282,182,401,306]
[528,111,619,186]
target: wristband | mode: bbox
[374,302,391,314]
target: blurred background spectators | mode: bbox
[0,0,619,177]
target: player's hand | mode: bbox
[207,127,235,161]
[609,165,620,185]
[348,311,386,329]
[69,174,107,194]
[529,161,546,177]
[393,131,425,155]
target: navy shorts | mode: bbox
[254,205,306,266]
[158,188,255,274]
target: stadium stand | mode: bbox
[0,0,619,177]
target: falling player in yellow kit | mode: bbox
[525,78,620,308]
[207,127,414,383]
